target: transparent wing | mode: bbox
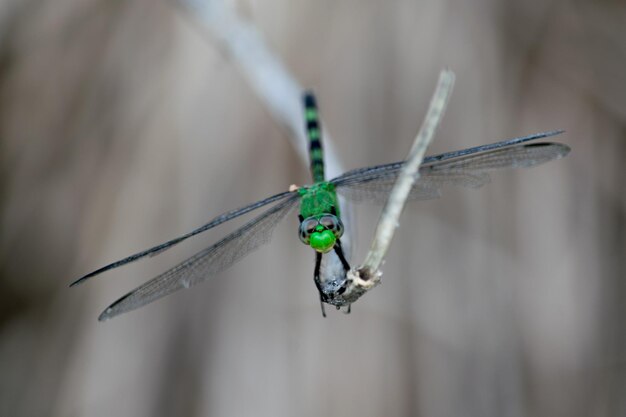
[71,190,297,286]
[335,170,492,203]
[331,131,569,203]
[98,194,300,320]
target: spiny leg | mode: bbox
[313,251,326,317]
[333,239,351,272]
[333,239,352,314]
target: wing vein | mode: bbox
[331,131,569,203]
[71,190,297,286]
[98,194,300,320]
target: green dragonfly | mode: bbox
[72,92,570,320]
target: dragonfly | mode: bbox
[72,92,570,321]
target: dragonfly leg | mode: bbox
[319,295,327,318]
[336,304,351,314]
[333,239,351,272]
[313,252,327,317]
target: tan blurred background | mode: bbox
[0,0,624,416]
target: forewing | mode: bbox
[98,194,300,320]
[333,139,569,204]
[72,190,297,286]
[336,170,491,203]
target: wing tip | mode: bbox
[69,271,98,287]
[98,309,113,322]
[523,141,571,158]
[97,312,109,322]
[548,129,565,136]
[70,258,130,288]
[557,142,571,157]
[97,294,129,321]
[527,129,565,141]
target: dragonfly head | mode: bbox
[299,214,344,253]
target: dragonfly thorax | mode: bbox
[299,214,344,253]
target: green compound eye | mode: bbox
[319,215,344,238]
[309,229,336,253]
[299,217,319,244]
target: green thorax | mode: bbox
[298,182,340,220]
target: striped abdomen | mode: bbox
[303,92,325,183]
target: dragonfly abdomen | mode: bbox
[303,92,325,183]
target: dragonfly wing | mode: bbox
[336,171,491,203]
[332,132,569,204]
[98,194,300,320]
[71,190,297,286]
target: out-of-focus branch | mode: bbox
[327,69,455,305]
[176,0,344,178]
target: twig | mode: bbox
[325,69,456,306]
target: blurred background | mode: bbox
[0,0,624,416]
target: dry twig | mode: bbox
[324,69,456,306]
